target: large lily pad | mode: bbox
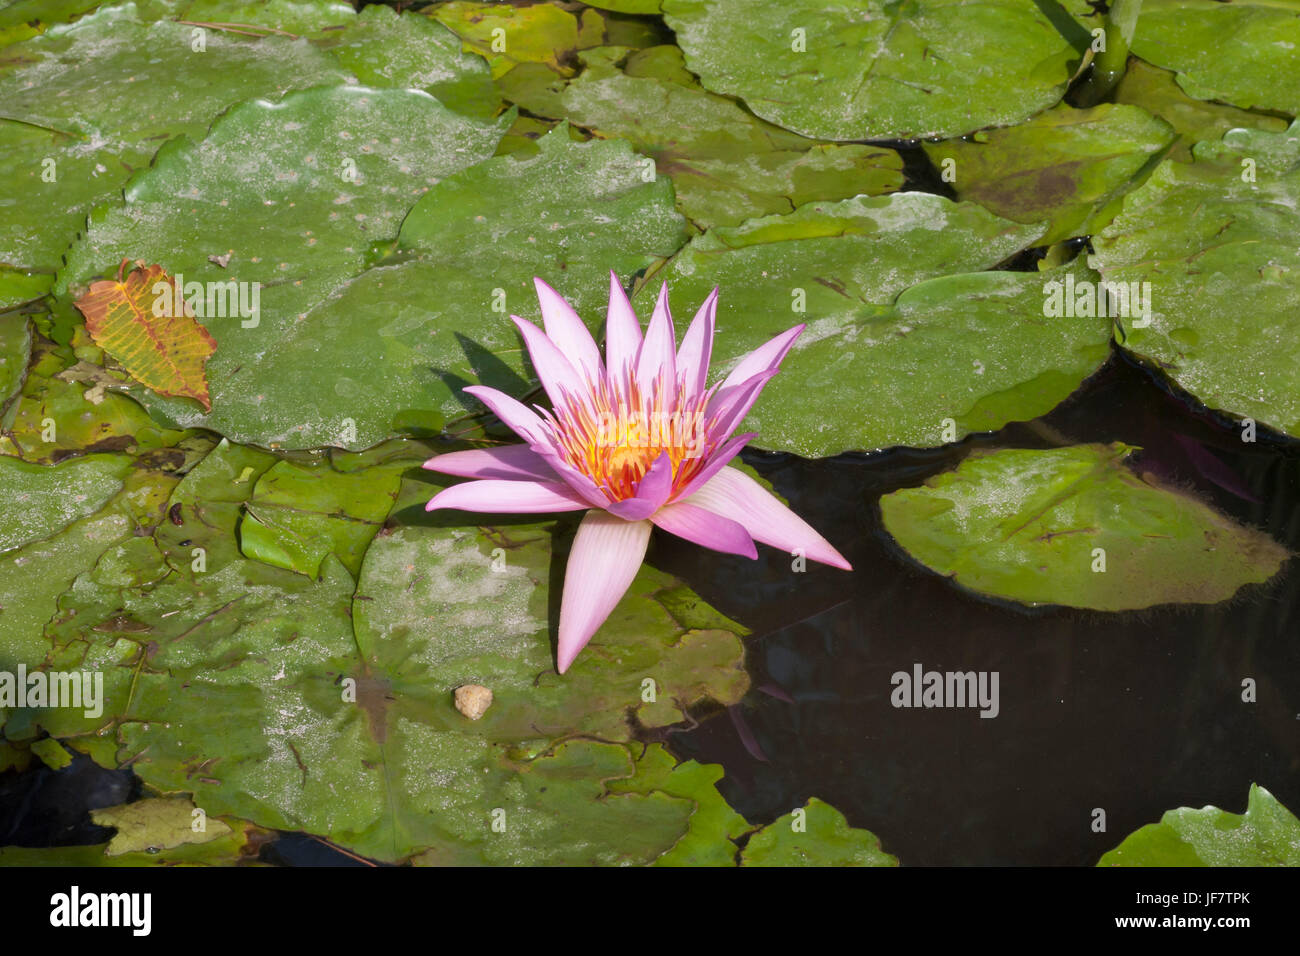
[57,84,512,448]
[502,45,902,229]
[1090,122,1300,438]
[430,0,580,79]
[922,103,1174,246]
[221,126,684,447]
[1,453,130,553]
[0,2,352,273]
[1131,0,1300,116]
[661,0,1079,141]
[1099,784,1300,866]
[878,444,1289,610]
[641,193,1058,457]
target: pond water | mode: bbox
[659,351,1300,865]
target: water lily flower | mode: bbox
[424,274,852,673]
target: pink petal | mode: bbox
[651,501,756,558]
[463,384,550,448]
[557,511,652,673]
[683,466,852,570]
[422,445,557,481]
[533,278,603,384]
[634,283,676,389]
[672,431,755,501]
[718,324,804,391]
[676,287,717,400]
[425,478,590,514]
[706,369,777,439]
[605,451,674,520]
[511,315,584,410]
[529,443,613,509]
[604,271,642,382]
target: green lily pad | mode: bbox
[583,0,662,13]
[238,455,406,577]
[92,796,233,856]
[0,311,28,412]
[879,444,1290,610]
[221,125,684,447]
[0,2,352,273]
[0,447,185,684]
[502,45,902,229]
[325,4,501,120]
[641,193,1051,456]
[607,744,750,866]
[1114,59,1288,164]
[1132,0,1300,116]
[1099,784,1300,866]
[430,0,580,79]
[922,103,1174,246]
[741,798,897,866]
[1090,122,1300,438]
[29,736,72,769]
[57,84,512,448]
[1,453,130,553]
[164,0,357,36]
[662,0,1079,141]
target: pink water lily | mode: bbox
[424,274,852,673]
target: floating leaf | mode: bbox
[1114,59,1288,164]
[879,444,1289,610]
[1091,122,1300,438]
[662,0,1080,141]
[1132,0,1300,116]
[1099,784,1300,866]
[58,85,513,448]
[92,797,233,856]
[640,193,1049,457]
[74,262,217,411]
[430,0,580,78]
[0,453,130,553]
[923,103,1174,246]
[502,45,902,229]
[0,310,29,414]
[741,798,897,866]
[0,3,351,273]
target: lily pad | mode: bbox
[1131,0,1300,116]
[238,456,406,577]
[922,103,1174,246]
[0,311,28,412]
[878,444,1289,610]
[741,798,897,866]
[1114,59,1288,164]
[1,453,130,553]
[430,0,580,79]
[641,193,1052,456]
[502,45,902,229]
[0,2,352,273]
[215,125,684,448]
[1090,122,1300,438]
[325,4,501,120]
[92,796,233,856]
[0,814,267,865]
[662,0,1079,141]
[1099,784,1300,866]
[57,84,512,449]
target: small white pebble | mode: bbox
[454,684,493,720]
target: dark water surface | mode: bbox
[658,351,1300,865]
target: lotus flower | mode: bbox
[424,274,852,673]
